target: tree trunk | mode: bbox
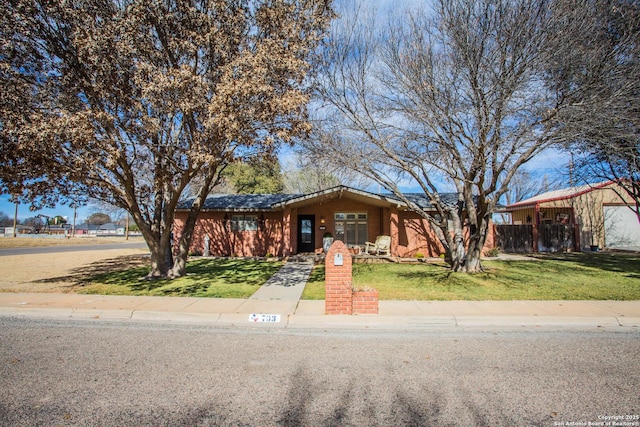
[447,233,468,272]
[169,167,219,278]
[146,237,169,278]
[462,246,483,273]
[436,209,490,273]
[135,214,173,279]
[460,216,490,273]
[170,224,193,278]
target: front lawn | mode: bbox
[79,258,283,298]
[301,253,640,300]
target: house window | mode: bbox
[231,215,258,232]
[334,212,367,246]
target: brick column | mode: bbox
[325,240,352,315]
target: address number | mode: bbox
[249,314,281,323]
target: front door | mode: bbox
[297,215,315,253]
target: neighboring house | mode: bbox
[75,222,125,236]
[501,181,640,251]
[96,222,126,235]
[174,185,495,258]
[2,225,34,235]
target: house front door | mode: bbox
[297,215,315,253]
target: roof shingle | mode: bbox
[178,194,299,211]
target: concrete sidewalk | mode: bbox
[1,291,639,330]
[1,258,639,330]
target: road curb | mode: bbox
[3,307,639,331]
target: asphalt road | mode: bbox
[1,317,638,426]
[0,241,148,256]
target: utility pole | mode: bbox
[12,201,18,238]
[72,203,77,238]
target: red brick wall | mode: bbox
[394,211,445,257]
[325,240,379,315]
[395,211,496,257]
[352,289,379,314]
[174,211,285,257]
[325,240,353,315]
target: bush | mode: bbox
[484,247,500,257]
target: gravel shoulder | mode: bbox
[0,238,148,293]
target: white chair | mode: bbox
[365,235,391,256]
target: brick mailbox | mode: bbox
[352,288,379,314]
[325,240,378,315]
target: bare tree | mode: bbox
[0,212,14,227]
[545,0,640,221]
[496,170,563,223]
[308,0,559,272]
[0,0,332,277]
[282,149,369,194]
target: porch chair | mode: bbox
[365,235,391,256]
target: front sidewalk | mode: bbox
[1,292,639,331]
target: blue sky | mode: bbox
[0,195,93,223]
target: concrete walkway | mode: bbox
[0,259,639,330]
[234,261,313,316]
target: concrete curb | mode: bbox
[2,304,639,332]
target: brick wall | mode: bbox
[352,289,379,314]
[325,240,378,315]
[325,240,353,314]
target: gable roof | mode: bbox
[505,181,613,210]
[392,193,461,210]
[177,193,299,212]
[271,186,402,209]
[177,185,461,212]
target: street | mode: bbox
[0,241,148,256]
[1,317,638,426]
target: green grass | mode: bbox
[80,258,283,298]
[301,253,640,301]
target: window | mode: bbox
[231,215,258,231]
[334,212,367,246]
[300,219,312,244]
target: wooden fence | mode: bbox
[495,225,533,253]
[495,224,577,253]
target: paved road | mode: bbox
[0,242,148,256]
[1,317,638,426]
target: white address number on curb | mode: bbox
[249,314,281,323]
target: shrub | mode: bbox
[484,247,500,257]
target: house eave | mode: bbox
[504,180,615,210]
[197,207,278,213]
[272,185,405,209]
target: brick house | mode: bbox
[174,185,495,258]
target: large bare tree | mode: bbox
[308,0,560,272]
[545,0,640,221]
[0,0,332,277]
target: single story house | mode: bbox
[174,185,495,258]
[75,222,126,236]
[501,181,640,251]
